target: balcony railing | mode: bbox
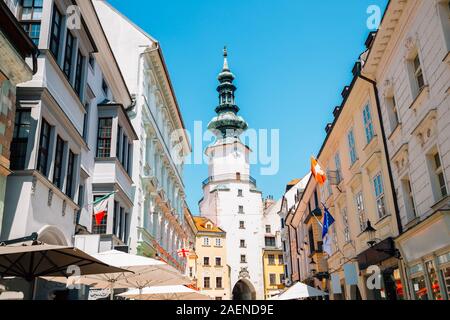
[202,173,257,187]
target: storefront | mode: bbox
[357,237,405,300]
[396,210,450,300]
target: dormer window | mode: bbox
[205,222,213,230]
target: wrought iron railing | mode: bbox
[202,173,256,187]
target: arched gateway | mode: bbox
[232,279,256,300]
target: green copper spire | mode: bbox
[208,47,248,138]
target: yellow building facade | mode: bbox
[262,249,285,299]
[192,217,231,300]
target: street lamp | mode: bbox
[363,220,377,247]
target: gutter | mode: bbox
[358,74,403,235]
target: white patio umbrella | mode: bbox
[269,282,328,300]
[47,250,190,300]
[118,285,212,300]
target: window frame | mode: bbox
[373,172,387,219]
[96,117,112,158]
[36,119,51,177]
[74,50,84,98]
[348,129,357,165]
[355,191,367,232]
[65,150,75,198]
[63,31,75,80]
[363,104,375,144]
[52,135,65,189]
[20,0,43,21]
[10,109,31,170]
[49,5,63,59]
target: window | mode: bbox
[20,0,43,20]
[342,207,351,243]
[49,5,62,58]
[437,0,450,51]
[265,225,271,234]
[240,239,246,248]
[82,103,90,142]
[52,136,64,189]
[22,23,40,45]
[102,78,108,95]
[373,173,387,218]
[10,109,31,170]
[189,267,193,278]
[355,192,366,232]
[127,142,132,175]
[76,184,84,225]
[89,54,95,69]
[348,129,357,165]
[239,221,245,229]
[386,95,399,132]
[413,54,425,93]
[96,118,112,157]
[74,51,84,97]
[215,257,221,267]
[238,189,243,197]
[281,218,285,229]
[268,254,275,265]
[203,237,210,246]
[63,32,75,80]
[65,150,75,198]
[113,201,119,236]
[308,227,315,253]
[269,274,276,286]
[92,195,107,235]
[402,178,417,220]
[238,205,244,214]
[363,104,375,143]
[334,153,342,183]
[203,257,210,266]
[432,152,447,199]
[203,277,210,289]
[37,119,51,176]
[216,277,223,289]
[278,255,284,265]
[265,236,276,247]
[215,238,221,247]
[240,255,247,263]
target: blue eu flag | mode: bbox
[322,204,335,239]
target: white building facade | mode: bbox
[199,50,265,300]
[278,174,310,286]
[363,0,450,300]
[94,0,191,272]
[1,0,134,249]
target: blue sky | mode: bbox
[108,0,388,213]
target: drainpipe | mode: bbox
[286,223,294,283]
[358,73,403,235]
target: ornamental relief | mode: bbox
[413,109,437,148]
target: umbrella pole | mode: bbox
[110,282,114,300]
[29,278,36,300]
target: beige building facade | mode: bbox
[192,216,231,300]
[363,0,450,300]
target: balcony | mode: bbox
[202,173,257,187]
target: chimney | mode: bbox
[325,123,333,134]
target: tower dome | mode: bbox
[208,47,248,139]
